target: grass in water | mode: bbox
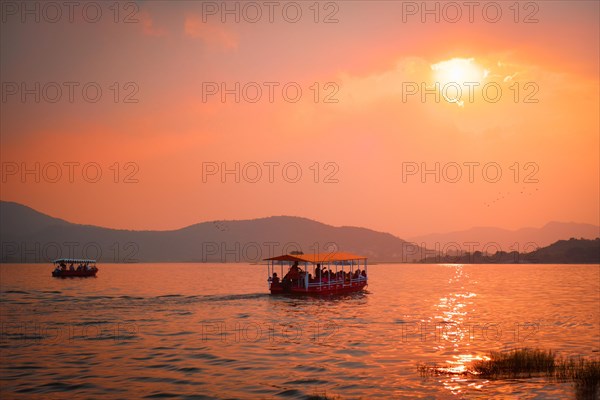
[472,348,556,377]
[555,357,600,399]
[419,348,600,399]
[306,391,340,400]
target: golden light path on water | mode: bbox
[429,264,490,396]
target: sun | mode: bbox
[431,58,486,87]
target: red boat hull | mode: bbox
[270,280,367,295]
[52,270,97,278]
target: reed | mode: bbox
[306,391,340,400]
[554,357,600,399]
[472,348,556,377]
[418,348,599,399]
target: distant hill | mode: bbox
[408,222,600,254]
[419,238,600,264]
[528,238,600,264]
[0,201,422,263]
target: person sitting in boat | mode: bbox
[299,270,307,284]
[69,263,75,271]
[361,269,367,278]
[315,264,321,279]
[283,262,301,281]
[76,264,82,271]
[291,261,300,273]
[271,272,280,284]
[353,269,360,280]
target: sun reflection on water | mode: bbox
[429,264,491,395]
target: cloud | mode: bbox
[184,14,238,50]
[139,10,167,37]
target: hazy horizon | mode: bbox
[3,199,599,239]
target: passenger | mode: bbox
[361,270,367,278]
[69,263,75,271]
[301,270,309,285]
[272,272,280,284]
[283,261,301,284]
[315,264,321,278]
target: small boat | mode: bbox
[265,252,368,295]
[52,258,98,278]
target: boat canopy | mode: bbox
[264,252,366,264]
[53,258,96,264]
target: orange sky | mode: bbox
[1,1,598,237]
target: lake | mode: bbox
[1,263,598,399]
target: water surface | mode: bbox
[1,263,598,398]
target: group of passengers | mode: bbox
[311,263,366,283]
[53,262,95,273]
[271,262,367,286]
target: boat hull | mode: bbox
[52,270,97,278]
[270,281,367,295]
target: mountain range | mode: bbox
[0,201,421,263]
[0,201,598,263]
[408,222,600,254]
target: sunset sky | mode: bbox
[1,1,598,238]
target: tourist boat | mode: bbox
[265,252,368,295]
[52,258,98,278]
